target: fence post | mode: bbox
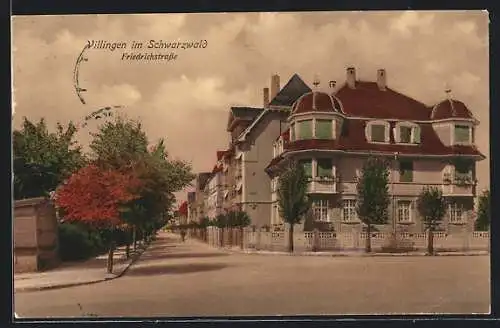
[256,229,261,251]
[312,228,319,252]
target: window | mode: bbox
[395,123,421,144]
[397,200,412,223]
[342,199,357,222]
[297,120,313,139]
[449,202,464,223]
[400,126,412,143]
[399,161,413,182]
[454,125,470,143]
[316,120,333,139]
[317,159,333,178]
[290,124,295,141]
[312,199,329,222]
[371,124,386,142]
[299,159,313,178]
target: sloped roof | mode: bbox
[269,74,311,106]
[292,91,343,114]
[335,81,432,120]
[227,107,264,131]
[431,99,474,120]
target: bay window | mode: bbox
[316,119,333,139]
[297,120,313,140]
[317,158,333,178]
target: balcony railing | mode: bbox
[307,176,339,194]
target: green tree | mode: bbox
[91,116,195,248]
[214,213,228,247]
[475,190,490,231]
[356,156,390,253]
[277,161,311,253]
[416,187,447,255]
[199,216,211,242]
[13,117,85,200]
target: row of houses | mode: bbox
[177,67,485,233]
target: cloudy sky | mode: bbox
[12,11,490,202]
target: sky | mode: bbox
[12,11,490,204]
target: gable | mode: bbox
[269,73,311,106]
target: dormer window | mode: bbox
[366,121,390,143]
[290,123,295,141]
[454,124,471,144]
[394,122,421,144]
[297,120,313,140]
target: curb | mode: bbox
[14,243,150,293]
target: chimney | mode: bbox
[270,74,280,100]
[346,67,356,89]
[377,69,387,90]
[263,87,270,108]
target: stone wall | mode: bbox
[13,197,60,273]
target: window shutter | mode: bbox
[412,126,421,143]
[393,127,399,143]
[384,124,390,143]
[365,124,371,141]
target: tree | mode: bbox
[356,156,390,253]
[475,190,490,231]
[416,187,447,255]
[214,214,228,247]
[199,217,211,242]
[90,117,195,247]
[55,164,142,273]
[13,117,85,200]
[277,161,311,253]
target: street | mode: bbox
[15,233,490,317]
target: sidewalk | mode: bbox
[14,243,149,293]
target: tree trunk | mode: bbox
[427,229,434,256]
[288,224,294,253]
[240,227,244,249]
[132,226,137,251]
[365,224,372,253]
[106,241,115,274]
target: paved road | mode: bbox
[14,232,490,318]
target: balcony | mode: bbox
[442,173,474,196]
[307,176,339,194]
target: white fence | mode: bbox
[204,227,490,253]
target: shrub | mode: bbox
[58,223,101,261]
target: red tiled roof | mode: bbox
[178,201,188,216]
[431,99,474,120]
[335,81,432,120]
[292,91,342,114]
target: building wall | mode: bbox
[14,197,60,273]
[273,153,478,233]
[241,112,285,227]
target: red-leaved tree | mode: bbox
[55,164,143,273]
